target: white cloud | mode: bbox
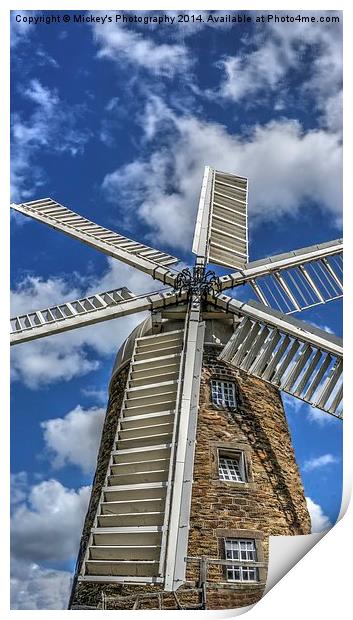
[10,273,97,388]
[216,17,342,133]
[11,273,82,318]
[102,97,342,253]
[307,405,336,425]
[92,17,190,76]
[36,48,59,69]
[11,12,33,48]
[11,149,44,204]
[321,91,342,134]
[309,322,335,335]
[41,405,105,473]
[11,471,29,506]
[10,473,90,609]
[105,95,120,112]
[218,39,291,103]
[11,79,89,201]
[303,453,339,472]
[11,343,99,388]
[282,393,305,415]
[11,561,72,610]
[297,22,342,130]
[11,257,156,388]
[11,478,90,563]
[81,386,107,404]
[306,496,332,533]
[282,393,336,425]
[24,79,59,111]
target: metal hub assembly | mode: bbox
[174,266,221,300]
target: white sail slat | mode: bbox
[219,239,343,314]
[79,329,185,585]
[11,198,179,286]
[10,289,185,345]
[192,167,248,270]
[212,294,343,418]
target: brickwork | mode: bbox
[69,346,310,611]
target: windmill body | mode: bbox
[10,166,343,610]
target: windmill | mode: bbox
[11,166,343,610]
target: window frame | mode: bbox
[211,442,254,486]
[224,537,259,583]
[211,379,237,409]
[218,450,247,483]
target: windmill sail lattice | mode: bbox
[219,238,343,314]
[10,288,183,345]
[11,198,179,286]
[80,329,185,583]
[213,296,343,418]
[193,166,248,269]
[10,165,343,598]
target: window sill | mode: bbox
[213,479,256,489]
[212,405,237,412]
[218,479,246,484]
[215,582,265,591]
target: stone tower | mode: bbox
[69,314,310,611]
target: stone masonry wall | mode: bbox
[184,346,311,609]
[68,364,129,609]
[69,347,310,610]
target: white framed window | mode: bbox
[211,380,237,408]
[218,451,246,483]
[224,538,259,583]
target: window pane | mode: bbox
[225,538,259,583]
[219,455,244,482]
[211,380,237,408]
[227,567,240,581]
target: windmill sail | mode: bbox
[79,313,205,590]
[11,198,179,286]
[163,306,205,591]
[192,167,248,270]
[213,295,343,418]
[10,288,184,345]
[219,239,343,314]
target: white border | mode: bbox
[3,1,351,618]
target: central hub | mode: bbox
[174,266,220,299]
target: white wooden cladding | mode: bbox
[209,170,248,269]
[11,198,179,286]
[10,289,185,345]
[217,300,343,418]
[192,167,249,270]
[79,330,185,584]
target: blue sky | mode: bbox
[10,9,342,610]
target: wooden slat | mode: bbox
[79,330,185,585]
[215,295,343,419]
[11,198,179,286]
